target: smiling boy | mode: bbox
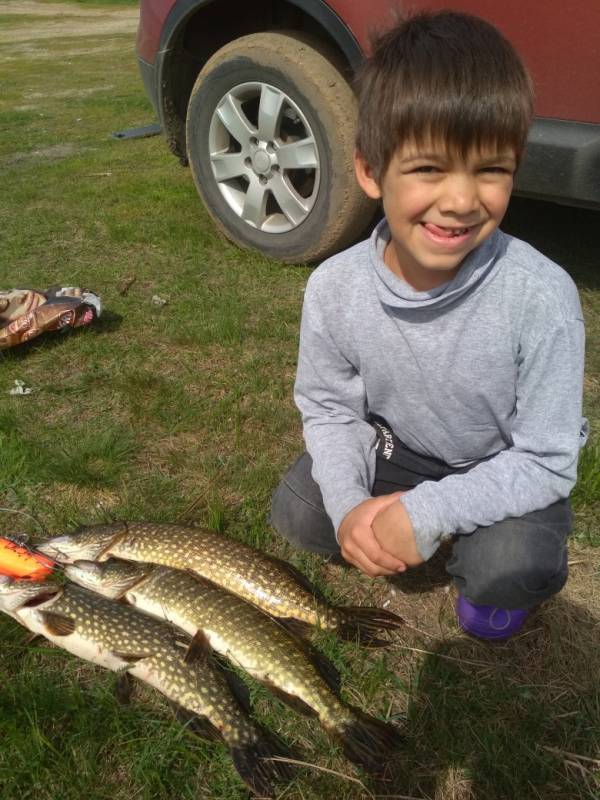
[270,11,587,639]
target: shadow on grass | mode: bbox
[386,540,454,595]
[0,310,123,362]
[377,594,600,800]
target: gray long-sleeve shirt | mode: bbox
[294,220,587,560]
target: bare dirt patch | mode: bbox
[0,1,138,43]
[3,142,84,168]
[24,84,116,101]
[0,39,129,63]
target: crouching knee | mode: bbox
[447,517,570,609]
[269,463,340,557]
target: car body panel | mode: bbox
[326,0,600,123]
[137,0,600,213]
[136,0,177,63]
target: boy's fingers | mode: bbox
[360,537,406,572]
[341,537,405,577]
[346,550,396,577]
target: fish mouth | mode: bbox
[36,536,74,561]
[22,589,61,608]
[0,576,60,613]
[65,559,146,599]
[64,561,108,591]
[37,536,105,563]
[37,523,127,563]
[66,560,103,578]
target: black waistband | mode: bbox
[370,415,472,491]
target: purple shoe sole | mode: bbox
[456,595,529,640]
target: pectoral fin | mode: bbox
[39,611,76,637]
[109,650,151,664]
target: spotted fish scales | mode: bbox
[39,521,404,644]
[65,558,404,773]
[0,576,291,796]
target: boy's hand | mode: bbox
[372,499,424,567]
[338,493,407,577]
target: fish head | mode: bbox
[37,523,125,563]
[0,574,60,614]
[65,559,148,599]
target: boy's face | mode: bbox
[355,142,517,291]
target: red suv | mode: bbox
[137,0,600,263]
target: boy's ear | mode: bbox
[354,151,383,200]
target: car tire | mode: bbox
[186,32,376,264]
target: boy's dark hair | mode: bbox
[355,11,534,180]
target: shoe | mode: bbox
[456,595,529,640]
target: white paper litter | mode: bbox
[9,379,32,396]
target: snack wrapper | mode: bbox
[0,287,101,350]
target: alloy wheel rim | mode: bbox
[208,81,321,234]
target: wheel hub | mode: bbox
[251,148,272,175]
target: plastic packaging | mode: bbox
[0,286,101,350]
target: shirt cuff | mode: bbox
[401,493,443,561]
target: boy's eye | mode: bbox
[479,166,513,175]
[412,165,441,174]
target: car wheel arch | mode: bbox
[154,0,363,163]
[184,30,376,262]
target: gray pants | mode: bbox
[270,440,572,609]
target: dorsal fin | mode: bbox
[170,703,223,742]
[275,616,313,640]
[181,630,251,714]
[262,682,318,717]
[183,629,211,664]
[214,659,251,714]
[276,618,340,693]
[39,611,76,637]
[262,554,327,602]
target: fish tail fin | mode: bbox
[230,727,296,797]
[334,606,405,647]
[334,708,404,774]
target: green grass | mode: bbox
[0,3,599,799]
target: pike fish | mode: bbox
[66,558,404,773]
[39,522,404,645]
[0,575,292,797]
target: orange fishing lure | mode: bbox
[0,537,55,580]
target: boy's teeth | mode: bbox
[425,223,469,237]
